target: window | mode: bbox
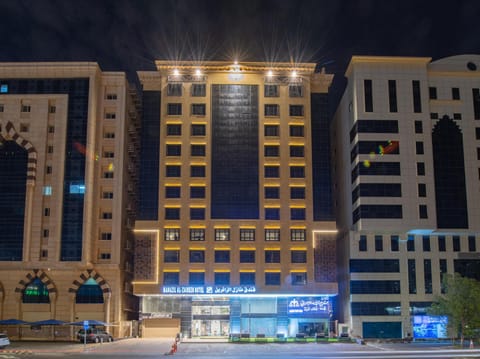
[452,87,460,100]
[264,125,279,136]
[375,235,383,251]
[290,208,305,220]
[473,88,480,120]
[103,151,114,158]
[291,272,307,285]
[290,166,305,178]
[46,166,52,174]
[215,228,230,241]
[438,236,446,252]
[105,93,117,100]
[192,104,206,116]
[289,105,304,116]
[240,250,255,263]
[291,229,306,241]
[265,250,280,263]
[166,144,181,156]
[189,272,205,285]
[364,79,373,112]
[99,253,111,260]
[390,235,399,252]
[453,235,460,252]
[23,278,49,304]
[289,125,304,137]
[418,183,426,197]
[101,232,112,241]
[105,112,116,119]
[43,186,52,196]
[191,124,206,136]
[439,259,447,293]
[191,84,206,97]
[415,121,423,134]
[21,104,31,112]
[166,165,181,177]
[165,208,180,220]
[41,249,48,258]
[388,80,397,112]
[43,229,49,238]
[167,83,182,96]
[412,80,422,113]
[104,132,115,139]
[265,187,279,199]
[431,112,439,119]
[240,272,255,285]
[265,229,280,241]
[215,272,230,285]
[264,84,279,97]
[190,228,205,241]
[20,123,29,132]
[407,235,415,251]
[468,236,476,252]
[44,208,51,216]
[429,87,437,99]
[264,166,279,178]
[191,144,206,156]
[165,186,181,198]
[408,259,417,294]
[48,125,55,133]
[419,205,428,219]
[0,84,7,93]
[359,235,367,251]
[453,113,462,120]
[416,141,424,155]
[103,171,114,179]
[423,235,431,251]
[164,250,180,263]
[265,272,280,285]
[164,272,179,285]
[290,187,305,199]
[424,259,432,294]
[417,162,425,176]
[102,212,112,219]
[0,104,3,112]
[75,278,103,304]
[265,208,280,220]
[291,250,307,263]
[190,165,205,177]
[167,103,182,115]
[289,146,304,157]
[189,250,205,263]
[240,229,255,241]
[166,124,182,136]
[289,85,303,97]
[190,208,205,220]
[265,104,279,116]
[264,145,279,157]
[215,250,230,263]
[190,186,205,198]
[164,228,180,241]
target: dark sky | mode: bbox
[0,0,479,107]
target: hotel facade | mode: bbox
[333,55,480,339]
[133,61,338,338]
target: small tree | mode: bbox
[429,273,480,346]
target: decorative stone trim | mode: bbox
[14,269,57,294]
[68,269,111,294]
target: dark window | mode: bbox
[189,250,205,263]
[431,112,439,119]
[166,165,181,177]
[264,84,279,97]
[452,87,460,100]
[291,250,307,263]
[291,229,306,241]
[407,235,415,251]
[265,166,279,178]
[429,87,437,99]
[191,144,205,156]
[439,259,447,293]
[265,208,280,220]
[438,236,446,252]
[419,205,428,219]
[164,250,180,263]
[390,235,399,252]
[417,162,425,176]
[415,121,423,134]
[375,235,383,252]
[23,278,50,303]
[351,302,402,316]
[290,208,306,220]
[353,205,402,222]
[352,162,401,181]
[359,235,367,251]
[240,272,255,285]
[364,79,373,112]
[473,88,480,119]
[265,272,280,285]
[468,236,476,252]
[289,85,304,97]
[355,140,400,157]
[350,280,400,294]
[215,228,230,241]
[453,235,460,252]
[408,259,417,294]
[265,250,280,263]
[164,228,180,241]
[388,80,397,112]
[477,148,480,160]
[165,186,181,198]
[264,125,279,136]
[214,272,230,285]
[290,187,305,199]
[191,124,206,136]
[416,141,424,155]
[190,186,205,198]
[240,229,255,241]
[289,105,304,116]
[290,166,305,178]
[166,144,181,156]
[75,278,104,304]
[167,83,182,96]
[355,120,398,136]
[191,84,206,97]
[265,187,280,199]
[424,259,432,294]
[240,250,255,263]
[412,80,422,113]
[476,128,480,139]
[189,272,204,285]
[350,259,400,273]
[215,250,230,263]
[289,125,304,137]
[264,145,279,157]
[453,113,462,120]
[353,183,402,200]
[291,272,307,285]
[167,103,182,115]
[265,104,279,116]
[418,183,426,197]
[190,165,205,177]
[190,208,205,220]
[190,229,205,241]
[165,208,180,220]
[290,146,304,157]
[192,104,206,116]
[163,272,179,285]
[422,235,431,251]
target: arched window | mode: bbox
[22,278,50,303]
[75,278,104,304]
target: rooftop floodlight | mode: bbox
[291,70,298,78]
[195,69,202,77]
[267,70,273,77]
[173,69,180,76]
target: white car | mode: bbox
[0,333,10,349]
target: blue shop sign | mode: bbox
[162,285,256,295]
[288,296,331,315]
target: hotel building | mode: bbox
[333,55,480,339]
[0,63,140,339]
[133,61,337,338]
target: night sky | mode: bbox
[0,0,479,107]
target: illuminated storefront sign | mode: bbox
[412,315,448,339]
[162,285,256,295]
[287,296,331,315]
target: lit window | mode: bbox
[43,186,52,196]
[0,84,8,93]
[164,228,180,241]
[265,229,280,241]
[215,229,230,241]
[190,228,205,241]
[291,229,306,241]
[240,229,255,241]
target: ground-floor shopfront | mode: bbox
[140,295,335,338]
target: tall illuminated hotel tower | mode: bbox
[133,61,337,338]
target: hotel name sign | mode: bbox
[162,285,256,295]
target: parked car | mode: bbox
[77,328,113,343]
[0,333,10,349]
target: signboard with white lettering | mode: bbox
[287,296,331,316]
[162,285,256,295]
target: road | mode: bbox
[1,338,480,359]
